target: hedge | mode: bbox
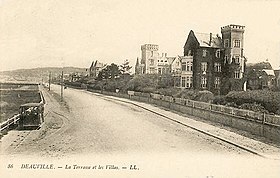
[225,90,280,114]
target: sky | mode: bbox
[0,0,280,71]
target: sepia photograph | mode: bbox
[0,0,280,177]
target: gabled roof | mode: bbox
[166,57,176,64]
[90,61,95,69]
[193,31,222,48]
[262,69,275,76]
[94,60,104,68]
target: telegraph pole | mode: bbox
[48,72,51,91]
[61,70,64,101]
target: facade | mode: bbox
[246,62,276,90]
[157,53,172,74]
[221,25,245,79]
[89,60,105,78]
[179,56,193,88]
[182,24,246,94]
[135,44,174,75]
[141,44,159,74]
[171,56,182,87]
[183,30,223,93]
[134,24,246,94]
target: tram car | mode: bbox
[19,103,44,129]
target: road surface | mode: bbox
[1,85,280,178]
[1,85,253,156]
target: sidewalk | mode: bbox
[91,92,280,160]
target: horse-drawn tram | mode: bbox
[18,103,44,129]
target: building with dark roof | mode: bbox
[183,24,246,94]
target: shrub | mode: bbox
[225,90,280,114]
[213,95,227,105]
[155,88,182,96]
[195,90,214,103]
[239,102,269,113]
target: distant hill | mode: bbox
[0,67,87,82]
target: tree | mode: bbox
[97,63,121,80]
[157,73,174,88]
[120,59,132,75]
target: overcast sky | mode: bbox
[0,0,280,71]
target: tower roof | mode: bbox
[221,24,245,33]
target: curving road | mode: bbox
[1,85,280,178]
[4,85,251,156]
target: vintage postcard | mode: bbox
[0,0,280,178]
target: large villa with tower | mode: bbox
[135,24,246,94]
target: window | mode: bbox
[162,68,166,74]
[187,62,190,71]
[214,62,221,72]
[185,76,193,88]
[202,50,207,57]
[201,76,207,88]
[224,39,229,48]
[188,50,192,56]
[216,49,221,58]
[181,77,186,88]
[158,68,162,74]
[234,40,241,48]
[234,56,240,64]
[201,62,207,72]
[214,77,220,88]
[185,76,189,88]
[234,70,240,79]
[182,62,186,71]
[190,62,193,71]
[224,55,229,63]
[150,59,154,65]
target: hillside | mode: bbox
[0,67,87,82]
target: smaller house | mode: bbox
[246,62,275,90]
[157,53,172,74]
[89,60,106,78]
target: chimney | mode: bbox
[209,33,212,45]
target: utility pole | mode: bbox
[48,72,51,91]
[61,70,64,101]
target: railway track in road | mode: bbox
[86,91,277,159]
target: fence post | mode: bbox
[262,112,266,124]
